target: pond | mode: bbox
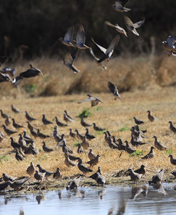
[0,183,176,215]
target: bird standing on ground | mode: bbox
[42,114,53,125]
[147,110,155,122]
[25,111,36,122]
[63,110,75,122]
[128,168,143,184]
[153,136,167,150]
[93,123,105,131]
[78,158,93,175]
[149,169,164,184]
[169,155,176,165]
[169,121,176,133]
[42,141,53,153]
[11,104,20,113]
[141,146,155,159]
[133,116,144,125]
[26,162,35,176]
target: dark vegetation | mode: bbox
[0,0,175,60]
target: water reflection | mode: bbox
[0,184,176,215]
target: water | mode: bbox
[0,183,176,215]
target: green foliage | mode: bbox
[95,107,101,111]
[130,150,144,157]
[0,155,9,162]
[97,130,105,135]
[166,149,173,154]
[25,84,37,93]
[119,126,130,132]
[78,109,92,118]
[74,142,81,147]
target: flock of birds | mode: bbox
[0,0,176,200]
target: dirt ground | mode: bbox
[0,86,176,187]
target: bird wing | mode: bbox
[76,25,86,47]
[64,26,74,43]
[106,35,120,55]
[167,36,176,49]
[133,20,145,29]
[91,38,107,54]
[105,21,116,28]
[108,81,116,93]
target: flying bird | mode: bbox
[112,0,131,12]
[162,36,176,56]
[75,25,90,49]
[124,16,145,36]
[59,26,75,47]
[18,64,43,78]
[78,93,102,106]
[108,81,121,100]
[91,35,120,63]
[105,21,128,37]
[63,49,80,73]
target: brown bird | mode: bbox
[141,146,155,159]
[75,129,85,141]
[64,153,77,167]
[88,148,97,160]
[63,110,75,123]
[15,148,24,161]
[87,155,100,166]
[26,162,35,176]
[124,16,145,36]
[125,140,136,154]
[169,155,176,165]
[153,136,167,150]
[77,143,84,154]
[128,168,143,184]
[85,128,95,140]
[34,170,45,182]
[42,141,53,153]
[5,115,11,126]
[168,121,176,133]
[81,136,89,150]
[36,164,54,178]
[147,110,155,122]
[78,158,93,175]
[108,81,121,100]
[53,167,62,180]
[78,93,102,107]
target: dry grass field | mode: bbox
[1,55,176,186]
[0,85,176,186]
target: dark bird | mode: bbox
[169,121,176,133]
[153,136,167,150]
[36,164,54,178]
[64,153,77,167]
[59,26,75,47]
[88,148,97,160]
[69,128,76,138]
[169,155,176,165]
[131,135,146,147]
[53,168,62,180]
[0,73,13,83]
[93,123,105,131]
[75,24,90,49]
[65,152,79,161]
[112,0,131,12]
[85,128,95,140]
[34,170,45,182]
[124,16,145,36]
[91,35,120,63]
[42,141,53,153]
[78,93,102,107]
[11,104,20,113]
[12,118,24,129]
[80,117,92,127]
[105,21,127,37]
[77,158,93,175]
[133,116,144,125]
[141,146,154,159]
[25,111,36,121]
[90,166,102,180]
[147,110,155,122]
[0,110,8,119]
[8,177,29,190]
[134,165,146,175]
[108,81,121,100]
[18,64,43,78]
[26,162,35,176]
[149,169,164,185]
[15,148,24,161]
[5,115,11,126]
[37,129,50,139]
[2,173,17,182]
[66,177,81,190]
[2,125,17,136]
[125,140,136,154]
[77,143,84,154]
[162,36,176,56]
[55,116,67,127]
[42,114,53,125]
[0,181,9,191]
